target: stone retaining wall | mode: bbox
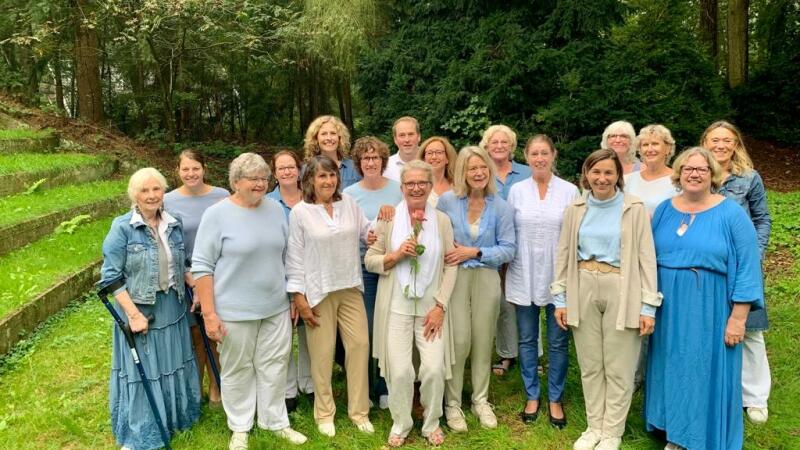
[0,135,60,154]
[0,158,118,196]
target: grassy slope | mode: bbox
[0,153,103,176]
[0,192,797,449]
[0,180,126,227]
[0,128,54,140]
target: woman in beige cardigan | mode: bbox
[551,149,661,450]
[365,160,458,447]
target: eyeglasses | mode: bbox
[424,150,446,157]
[607,134,630,140]
[403,181,431,189]
[680,166,710,175]
[275,166,297,172]
[244,176,269,184]
[361,156,381,162]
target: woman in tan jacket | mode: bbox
[551,149,661,450]
[365,160,458,447]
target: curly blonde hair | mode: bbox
[303,115,351,161]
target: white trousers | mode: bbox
[386,312,445,438]
[285,325,314,398]
[742,330,771,408]
[219,311,292,432]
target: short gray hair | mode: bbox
[479,124,517,160]
[600,120,638,163]
[229,152,270,191]
[400,159,433,184]
[127,167,168,205]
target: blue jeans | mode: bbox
[515,303,569,402]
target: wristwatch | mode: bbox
[476,249,483,260]
[435,302,447,312]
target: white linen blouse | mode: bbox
[505,175,579,307]
[286,194,370,308]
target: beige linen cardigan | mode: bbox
[365,210,458,379]
[550,193,662,330]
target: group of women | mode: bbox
[98,115,770,450]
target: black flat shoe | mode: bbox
[285,397,298,413]
[520,409,539,424]
[549,402,567,429]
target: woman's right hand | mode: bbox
[554,307,568,331]
[128,311,150,334]
[393,238,418,261]
[203,312,227,342]
[293,293,320,328]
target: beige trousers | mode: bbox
[305,287,370,424]
[386,312,445,437]
[572,269,641,439]
[445,267,501,407]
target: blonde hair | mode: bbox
[417,136,457,182]
[453,146,498,197]
[128,167,168,206]
[670,147,723,192]
[392,116,420,136]
[303,115,351,161]
[600,120,638,163]
[637,124,676,163]
[479,124,517,161]
[699,120,753,176]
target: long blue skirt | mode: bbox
[110,289,201,450]
[645,267,743,450]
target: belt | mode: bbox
[578,259,620,274]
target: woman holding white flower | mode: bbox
[365,160,457,447]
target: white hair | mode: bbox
[228,152,270,191]
[600,120,638,163]
[127,167,168,205]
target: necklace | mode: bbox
[676,213,695,237]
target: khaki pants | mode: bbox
[445,267,501,407]
[386,312,445,437]
[572,269,641,439]
[305,287,370,424]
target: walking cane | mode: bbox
[98,280,172,450]
[185,287,221,389]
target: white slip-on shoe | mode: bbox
[445,405,468,433]
[573,428,602,450]
[595,437,621,450]
[317,422,336,437]
[355,419,375,434]
[274,427,307,445]
[747,406,768,424]
[471,403,498,429]
[229,431,248,450]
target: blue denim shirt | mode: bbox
[436,191,516,270]
[266,187,291,218]
[719,170,771,257]
[97,209,187,304]
[339,158,362,189]
[719,170,771,330]
[495,161,531,201]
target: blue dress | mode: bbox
[645,199,764,450]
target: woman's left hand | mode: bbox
[445,243,478,265]
[377,205,395,221]
[724,315,746,347]
[423,305,445,341]
[639,315,655,336]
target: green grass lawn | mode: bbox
[0,179,126,228]
[0,152,104,176]
[0,192,798,449]
[0,128,55,140]
[0,217,114,319]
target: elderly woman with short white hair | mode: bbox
[600,120,641,175]
[98,167,201,450]
[192,153,307,448]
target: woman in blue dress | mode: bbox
[645,147,764,450]
[98,168,201,450]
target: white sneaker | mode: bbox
[355,419,375,434]
[445,405,468,433]
[317,422,336,437]
[573,428,602,450]
[229,431,248,450]
[379,394,390,410]
[747,407,768,424]
[595,437,621,450]
[471,403,497,429]
[665,443,686,450]
[274,427,307,445]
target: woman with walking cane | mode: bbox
[97,167,201,450]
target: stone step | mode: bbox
[0,153,118,196]
[0,128,60,154]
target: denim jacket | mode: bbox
[436,191,516,270]
[719,170,771,257]
[719,170,771,331]
[97,208,187,304]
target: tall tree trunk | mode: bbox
[699,0,718,67]
[69,59,76,117]
[73,0,103,123]
[146,37,176,142]
[342,76,353,131]
[727,0,749,88]
[53,50,66,112]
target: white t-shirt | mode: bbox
[383,153,409,182]
[624,172,679,215]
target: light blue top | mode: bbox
[266,186,292,218]
[343,179,403,220]
[164,186,229,260]
[578,191,623,267]
[495,161,531,200]
[436,191,516,270]
[191,198,290,321]
[339,158,362,189]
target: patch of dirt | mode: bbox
[744,136,800,192]
[763,247,796,279]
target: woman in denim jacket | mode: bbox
[97,167,200,450]
[701,120,773,424]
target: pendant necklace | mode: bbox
[676,213,695,237]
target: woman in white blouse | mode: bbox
[505,135,578,427]
[624,124,679,215]
[286,155,375,438]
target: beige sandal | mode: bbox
[387,433,406,447]
[425,428,445,446]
